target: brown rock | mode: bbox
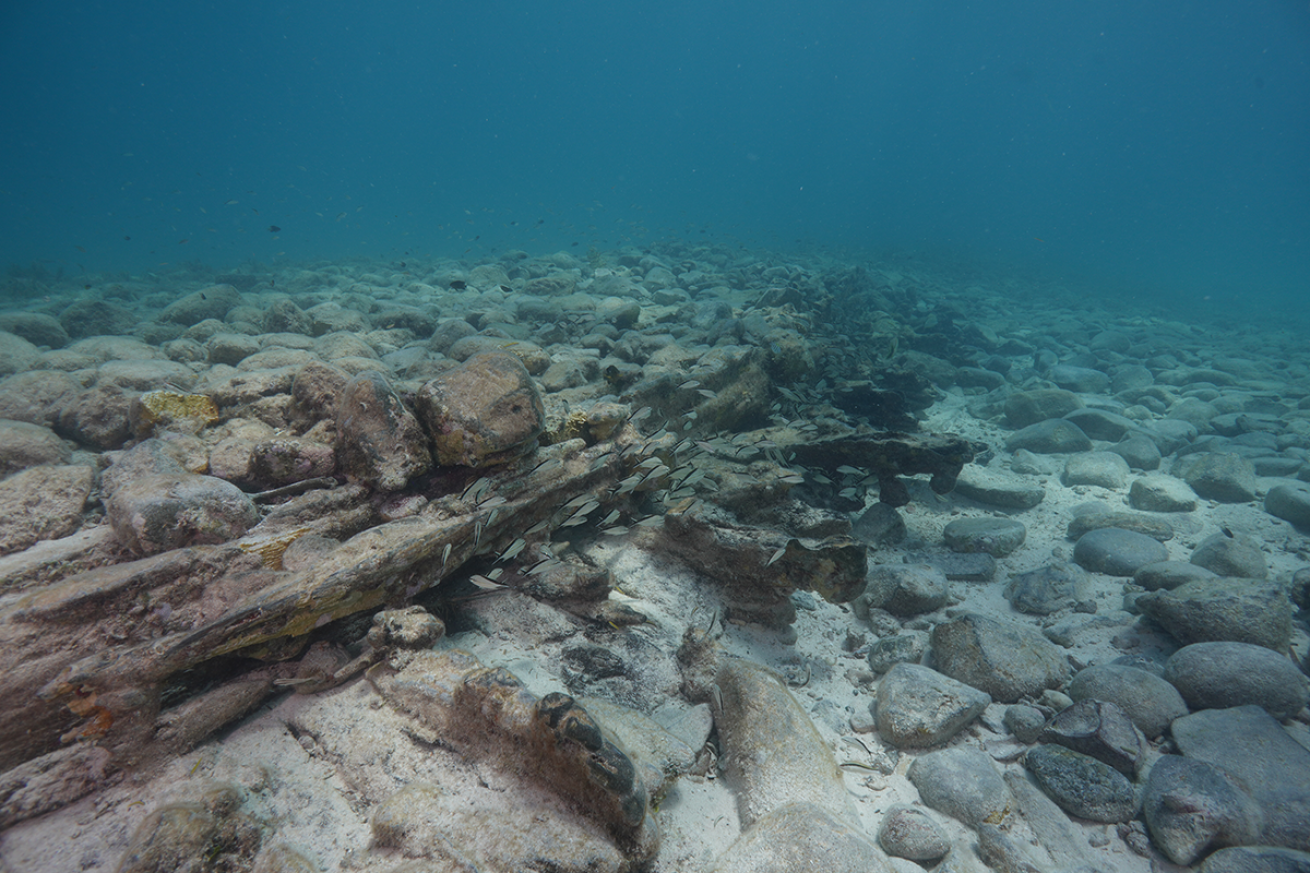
[416,351,545,467]
[335,370,431,490]
[0,465,93,557]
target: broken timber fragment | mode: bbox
[785,432,982,506]
[369,649,658,862]
[0,425,651,827]
[660,504,866,627]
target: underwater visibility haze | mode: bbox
[1,0,1307,313]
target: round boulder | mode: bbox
[1073,527,1169,576]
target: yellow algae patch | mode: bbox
[130,390,220,438]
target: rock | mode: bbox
[1073,527,1169,576]
[877,804,950,862]
[416,351,545,468]
[1064,408,1135,441]
[862,563,949,617]
[1004,389,1083,428]
[1142,755,1263,865]
[942,517,1026,557]
[1039,699,1145,776]
[867,631,929,674]
[851,503,907,545]
[1066,508,1174,542]
[784,431,980,507]
[709,802,894,873]
[1062,451,1131,489]
[0,419,70,476]
[1137,578,1291,651]
[0,312,69,349]
[1134,560,1218,591]
[1049,364,1110,393]
[1267,482,1310,529]
[287,361,350,430]
[103,439,261,555]
[1005,419,1093,454]
[1173,706,1310,851]
[1164,641,1309,720]
[705,654,855,828]
[1145,418,1201,454]
[129,390,220,439]
[597,296,641,328]
[158,285,243,326]
[1024,744,1137,823]
[907,745,1012,827]
[247,437,335,489]
[207,332,260,366]
[661,510,866,627]
[1129,473,1199,512]
[0,465,93,557]
[58,299,138,339]
[0,370,81,429]
[1191,532,1268,578]
[335,370,431,490]
[874,663,991,749]
[1110,433,1163,471]
[1004,705,1048,744]
[1004,561,1095,615]
[1176,452,1259,503]
[952,466,1045,509]
[1065,663,1188,739]
[56,384,135,449]
[1198,846,1310,873]
[930,612,1071,703]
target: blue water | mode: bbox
[2,0,1306,313]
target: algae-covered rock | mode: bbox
[335,370,431,490]
[129,390,219,438]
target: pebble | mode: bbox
[1133,560,1217,591]
[1024,744,1137,823]
[1265,481,1310,529]
[1003,704,1049,744]
[1136,577,1292,651]
[1127,472,1198,511]
[862,564,949,617]
[1072,527,1169,576]
[907,745,1012,827]
[1142,754,1263,866]
[1048,364,1110,393]
[952,466,1045,509]
[876,805,950,862]
[1189,532,1267,578]
[930,612,1071,704]
[1005,419,1093,454]
[1064,407,1135,441]
[1109,433,1163,470]
[874,662,991,749]
[1175,452,1259,503]
[941,517,1026,557]
[1038,698,1145,776]
[1163,641,1309,720]
[866,631,929,674]
[1062,451,1130,489]
[1003,388,1083,428]
[1172,705,1310,851]
[1197,846,1310,873]
[1003,561,1095,615]
[1065,663,1188,740]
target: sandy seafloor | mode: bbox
[0,243,1308,873]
